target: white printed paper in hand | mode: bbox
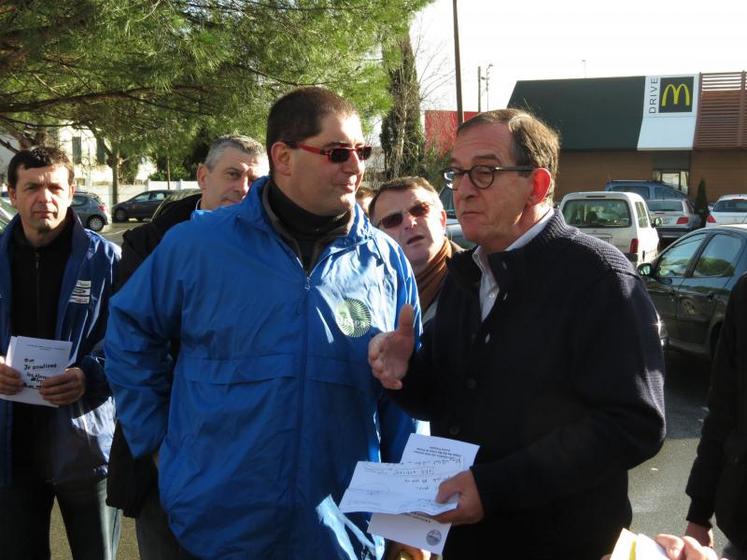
[368,434,480,555]
[340,461,460,516]
[2,336,72,408]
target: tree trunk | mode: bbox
[111,146,120,204]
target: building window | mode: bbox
[653,169,689,194]
[72,137,82,164]
[96,138,107,165]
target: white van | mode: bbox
[560,191,660,264]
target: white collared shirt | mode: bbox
[472,209,553,320]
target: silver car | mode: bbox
[0,196,16,222]
[647,198,702,240]
[71,191,111,232]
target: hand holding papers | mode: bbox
[609,529,671,560]
[341,434,479,554]
[609,530,721,560]
[340,461,460,516]
[0,336,73,407]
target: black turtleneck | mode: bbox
[11,211,74,339]
[266,180,350,272]
[10,211,74,479]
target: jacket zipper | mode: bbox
[34,251,41,334]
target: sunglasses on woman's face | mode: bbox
[376,202,431,229]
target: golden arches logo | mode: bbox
[661,83,691,107]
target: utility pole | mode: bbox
[484,63,493,111]
[453,0,463,124]
[477,66,482,112]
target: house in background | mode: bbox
[1,126,157,206]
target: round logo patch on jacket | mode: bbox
[335,298,372,338]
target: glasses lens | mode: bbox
[409,202,429,218]
[470,166,496,188]
[379,212,404,229]
[328,148,351,163]
[326,146,373,163]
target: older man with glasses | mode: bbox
[370,177,461,325]
[369,108,666,559]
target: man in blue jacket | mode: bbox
[0,146,120,559]
[106,87,418,559]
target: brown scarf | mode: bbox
[415,237,458,311]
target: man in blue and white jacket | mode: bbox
[106,87,419,559]
[0,147,120,559]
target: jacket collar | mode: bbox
[238,176,378,248]
[447,210,570,294]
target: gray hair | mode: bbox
[204,135,267,170]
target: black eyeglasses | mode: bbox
[442,165,535,190]
[376,202,431,229]
[287,142,373,163]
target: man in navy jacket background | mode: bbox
[0,146,120,559]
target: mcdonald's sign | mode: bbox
[659,77,694,113]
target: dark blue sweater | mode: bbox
[395,211,666,559]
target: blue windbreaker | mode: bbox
[105,178,419,559]
[0,212,120,486]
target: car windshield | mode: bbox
[713,199,747,212]
[563,199,631,228]
[647,200,683,212]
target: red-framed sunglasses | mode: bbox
[286,142,373,163]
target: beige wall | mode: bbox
[691,150,747,201]
[554,149,747,203]
[554,151,654,201]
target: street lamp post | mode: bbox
[478,66,482,112]
[453,0,463,125]
[483,63,493,111]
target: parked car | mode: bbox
[151,188,201,221]
[0,210,9,233]
[70,191,110,232]
[112,189,170,222]
[605,180,687,200]
[646,198,702,240]
[438,187,475,249]
[559,191,660,264]
[638,225,747,359]
[0,196,16,221]
[706,194,747,227]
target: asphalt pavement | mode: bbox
[628,350,725,548]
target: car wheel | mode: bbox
[87,215,105,232]
[114,209,128,222]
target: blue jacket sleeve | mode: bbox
[105,232,183,458]
[74,241,120,403]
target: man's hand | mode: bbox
[655,534,720,560]
[0,356,24,395]
[684,522,714,548]
[369,305,415,390]
[432,470,485,526]
[39,367,86,406]
[386,542,430,560]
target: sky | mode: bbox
[412,0,747,111]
